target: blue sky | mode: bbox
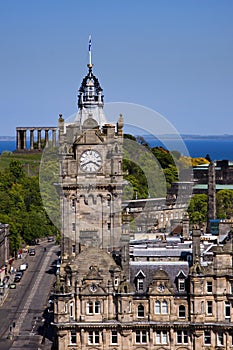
[0,0,232,136]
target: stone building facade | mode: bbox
[52,57,233,349]
[53,228,233,349]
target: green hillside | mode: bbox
[0,152,42,175]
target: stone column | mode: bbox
[30,130,34,150]
[52,129,56,147]
[16,130,20,150]
[45,129,49,147]
[37,130,41,150]
[23,130,27,150]
[207,161,216,233]
[192,227,201,265]
[182,211,190,239]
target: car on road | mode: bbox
[28,249,36,256]
[14,272,23,282]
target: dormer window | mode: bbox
[176,270,187,292]
[114,277,119,287]
[135,270,146,292]
[178,279,185,292]
[138,278,144,291]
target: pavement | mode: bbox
[0,241,58,350]
[0,253,28,306]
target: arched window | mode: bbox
[155,300,161,314]
[137,304,145,318]
[179,305,186,318]
[161,300,168,314]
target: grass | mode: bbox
[0,151,42,175]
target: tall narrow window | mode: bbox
[155,300,160,314]
[218,332,224,346]
[114,277,119,287]
[137,304,145,318]
[192,301,195,313]
[111,330,118,344]
[87,301,93,314]
[70,302,73,318]
[204,331,211,345]
[178,279,185,291]
[137,278,144,291]
[72,222,75,231]
[95,301,101,314]
[207,301,213,315]
[183,330,188,344]
[129,301,132,313]
[177,331,182,344]
[161,300,168,314]
[156,331,161,344]
[225,302,231,318]
[70,330,76,344]
[64,302,68,313]
[206,281,213,293]
[179,305,186,318]
[162,331,168,344]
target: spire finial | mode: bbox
[88,35,92,69]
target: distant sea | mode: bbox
[0,138,233,161]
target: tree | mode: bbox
[8,160,25,182]
[216,190,233,219]
[188,194,208,224]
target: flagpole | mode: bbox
[88,35,92,66]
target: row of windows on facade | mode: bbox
[137,278,233,294]
[197,300,231,318]
[63,300,186,318]
[63,300,232,319]
[69,329,233,346]
[137,278,186,292]
[192,280,233,294]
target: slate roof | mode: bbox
[133,248,192,257]
[130,261,190,294]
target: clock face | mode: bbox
[157,284,165,292]
[90,284,98,293]
[80,150,102,173]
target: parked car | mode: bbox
[14,272,23,282]
[19,263,28,271]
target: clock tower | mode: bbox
[58,62,124,262]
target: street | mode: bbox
[0,242,59,349]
